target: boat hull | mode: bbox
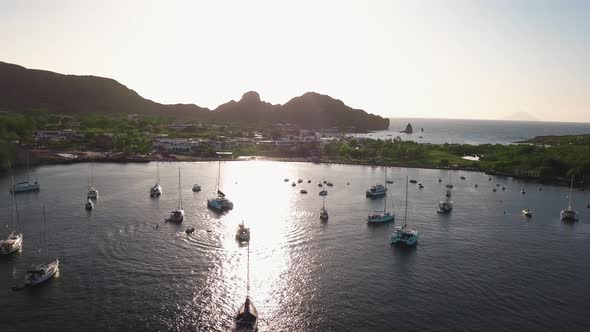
[25,259,59,286]
[0,233,23,255]
[367,214,395,223]
[11,182,40,193]
[389,228,419,246]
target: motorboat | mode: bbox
[298,179,303,183]
[366,184,387,198]
[437,178,442,183]
[474,184,478,188]
[317,183,323,187]
[326,182,333,187]
[522,209,532,217]
[418,183,424,189]
[307,180,311,183]
[208,153,234,212]
[85,198,94,210]
[291,182,296,187]
[185,227,195,234]
[168,167,185,222]
[390,176,418,246]
[501,186,506,191]
[283,178,289,182]
[300,189,308,194]
[319,190,328,196]
[150,162,163,196]
[24,259,59,286]
[409,179,418,184]
[235,221,250,242]
[460,176,466,180]
[320,208,329,220]
[386,179,394,184]
[521,187,526,194]
[192,184,201,192]
[561,176,579,222]
[496,183,500,187]
[493,188,497,192]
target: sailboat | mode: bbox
[150,162,162,196]
[389,176,419,246]
[87,154,99,199]
[234,244,258,331]
[437,184,453,214]
[24,205,59,286]
[236,221,250,243]
[11,154,40,193]
[367,168,394,223]
[560,176,579,222]
[320,195,329,220]
[207,153,234,212]
[168,167,185,222]
[1,177,23,255]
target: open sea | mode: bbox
[1,161,590,331]
[352,118,590,145]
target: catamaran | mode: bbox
[207,152,234,212]
[168,167,185,222]
[368,168,394,223]
[87,154,99,199]
[437,186,453,214]
[11,155,40,193]
[150,162,162,196]
[320,195,329,220]
[24,206,59,286]
[390,176,419,246]
[234,244,258,331]
[561,176,579,222]
[1,177,23,255]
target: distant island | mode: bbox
[0,61,389,131]
[400,123,413,134]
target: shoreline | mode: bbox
[5,149,582,188]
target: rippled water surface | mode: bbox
[1,161,590,331]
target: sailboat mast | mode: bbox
[10,176,16,231]
[384,168,387,213]
[404,176,409,228]
[178,167,183,210]
[246,243,250,297]
[43,205,47,257]
[27,153,30,183]
[156,162,160,183]
[90,153,94,187]
[569,175,574,209]
[216,160,221,193]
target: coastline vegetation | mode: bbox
[1,110,589,182]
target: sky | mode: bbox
[1,0,589,122]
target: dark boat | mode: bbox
[235,297,258,331]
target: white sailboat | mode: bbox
[320,195,329,220]
[11,154,40,193]
[561,176,579,222]
[1,177,23,255]
[24,206,59,286]
[168,167,185,222]
[150,162,162,196]
[390,176,419,246]
[207,153,234,212]
[234,244,258,331]
[87,154,99,199]
[367,168,394,223]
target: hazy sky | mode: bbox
[1,0,589,122]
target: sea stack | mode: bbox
[401,123,413,134]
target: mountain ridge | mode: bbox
[0,61,389,130]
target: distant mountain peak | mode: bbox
[240,91,261,103]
